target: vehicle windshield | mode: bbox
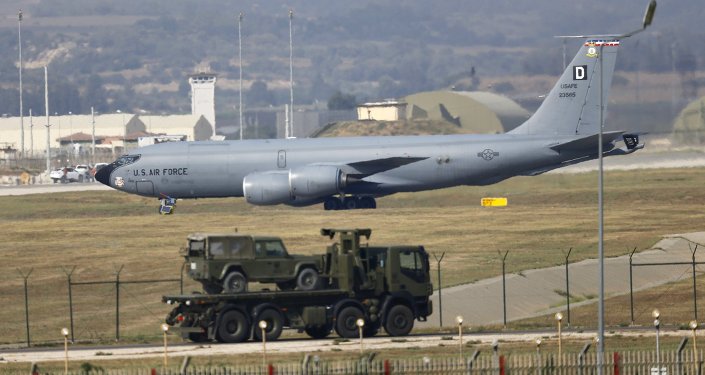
[255,240,287,257]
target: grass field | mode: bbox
[1,167,705,345]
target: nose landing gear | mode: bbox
[323,196,376,211]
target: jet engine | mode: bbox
[242,171,291,205]
[243,166,347,205]
[289,165,346,198]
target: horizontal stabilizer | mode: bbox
[550,131,624,152]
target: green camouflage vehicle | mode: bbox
[182,233,324,293]
[165,228,433,343]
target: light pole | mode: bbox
[653,309,660,375]
[535,338,542,372]
[18,9,24,158]
[61,327,69,375]
[690,320,698,375]
[161,323,169,369]
[29,108,33,157]
[356,318,365,355]
[456,315,464,357]
[238,12,244,141]
[288,9,294,138]
[555,312,563,360]
[259,320,268,367]
[44,66,51,173]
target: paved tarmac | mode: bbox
[420,232,705,328]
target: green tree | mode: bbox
[327,91,356,110]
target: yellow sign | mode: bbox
[481,197,508,207]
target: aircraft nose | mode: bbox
[95,164,113,186]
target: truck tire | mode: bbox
[223,271,248,293]
[335,306,364,339]
[304,324,331,339]
[296,268,321,291]
[216,310,250,343]
[252,309,284,341]
[384,304,414,337]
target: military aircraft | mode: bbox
[96,33,648,214]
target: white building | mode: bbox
[356,100,407,121]
[189,73,217,134]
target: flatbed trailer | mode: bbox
[163,229,433,343]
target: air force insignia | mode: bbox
[586,42,599,58]
[477,149,500,161]
[115,176,124,188]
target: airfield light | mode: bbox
[161,323,169,369]
[653,310,660,375]
[356,318,365,354]
[61,328,69,374]
[456,315,464,357]
[259,320,268,367]
[555,312,563,360]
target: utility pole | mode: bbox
[44,66,51,173]
[238,12,244,141]
[288,9,294,138]
[18,9,25,157]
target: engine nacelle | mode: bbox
[289,165,346,198]
[243,171,291,205]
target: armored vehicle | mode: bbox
[183,233,323,294]
[164,228,433,343]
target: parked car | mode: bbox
[49,167,84,183]
[74,165,92,182]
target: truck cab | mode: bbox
[183,233,323,293]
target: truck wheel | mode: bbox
[304,325,331,339]
[335,306,364,339]
[296,268,321,291]
[216,310,250,343]
[384,304,414,337]
[252,309,283,341]
[223,271,248,293]
[52,178,58,184]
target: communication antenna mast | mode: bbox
[238,12,244,141]
[18,9,24,157]
[44,66,50,173]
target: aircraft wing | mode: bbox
[319,156,428,178]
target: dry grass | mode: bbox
[1,167,705,345]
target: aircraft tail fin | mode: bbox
[509,39,620,136]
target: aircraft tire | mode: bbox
[344,198,358,210]
[359,196,376,209]
[252,309,284,341]
[223,271,248,293]
[384,304,414,337]
[216,309,250,343]
[335,306,364,339]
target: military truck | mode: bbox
[183,233,324,294]
[163,228,433,343]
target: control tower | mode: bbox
[188,73,217,134]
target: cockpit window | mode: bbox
[114,154,141,167]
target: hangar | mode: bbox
[404,90,531,133]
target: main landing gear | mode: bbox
[323,196,377,211]
[159,197,177,215]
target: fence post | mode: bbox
[498,250,509,328]
[628,247,636,325]
[433,252,446,328]
[61,266,76,343]
[677,337,688,375]
[563,247,573,326]
[578,342,591,375]
[180,356,191,375]
[467,349,480,375]
[114,265,124,341]
[17,268,33,348]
